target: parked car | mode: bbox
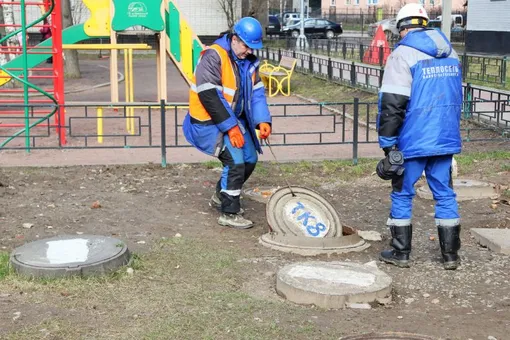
[282,12,301,26]
[436,14,465,28]
[282,18,343,39]
[266,15,282,36]
[368,18,399,40]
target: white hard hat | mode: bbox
[396,3,429,32]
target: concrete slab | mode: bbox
[417,179,499,201]
[471,228,510,255]
[276,261,392,309]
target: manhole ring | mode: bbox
[243,186,281,203]
[266,186,341,237]
[276,261,392,309]
[339,333,436,340]
[10,234,130,278]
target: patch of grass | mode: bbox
[292,72,377,104]
[202,160,222,169]
[0,252,11,280]
[456,151,510,174]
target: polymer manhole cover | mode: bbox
[260,186,369,255]
[417,179,499,201]
[276,261,392,309]
[10,235,130,278]
[339,333,436,340]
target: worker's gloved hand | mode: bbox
[227,125,245,148]
[258,123,271,139]
[376,146,405,180]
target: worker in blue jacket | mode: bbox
[183,17,272,229]
[376,4,463,270]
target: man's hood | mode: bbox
[397,28,452,58]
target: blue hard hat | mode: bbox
[233,17,263,49]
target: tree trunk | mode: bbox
[0,5,8,65]
[2,1,19,62]
[62,0,80,78]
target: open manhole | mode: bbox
[417,178,499,201]
[276,261,392,309]
[339,333,436,340]
[243,186,281,203]
[10,234,130,278]
[260,186,369,255]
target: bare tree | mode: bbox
[1,0,20,63]
[217,0,239,29]
[62,0,80,78]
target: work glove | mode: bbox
[258,123,271,139]
[227,125,245,148]
[376,146,405,180]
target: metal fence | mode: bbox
[0,96,508,165]
[259,43,508,87]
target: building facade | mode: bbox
[321,0,466,14]
[465,0,510,55]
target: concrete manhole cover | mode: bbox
[417,179,499,201]
[243,186,281,203]
[339,333,436,340]
[276,261,392,309]
[10,235,130,278]
[260,186,369,255]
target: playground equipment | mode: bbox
[0,0,205,150]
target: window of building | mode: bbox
[368,0,379,4]
[354,0,360,5]
[345,0,351,4]
[331,0,336,5]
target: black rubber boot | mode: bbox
[379,224,412,268]
[438,225,461,270]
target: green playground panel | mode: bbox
[167,2,181,63]
[112,0,164,32]
[192,39,203,72]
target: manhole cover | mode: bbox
[276,261,392,309]
[261,186,369,255]
[340,333,436,340]
[243,186,281,203]
[417,178,499,201]
[10,235,130,278]
[266,186,341,237]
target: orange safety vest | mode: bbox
[189,44,255,122]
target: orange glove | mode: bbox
[258,123,271,139]
[227,125,245,148]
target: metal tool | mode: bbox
[265,138,296,197]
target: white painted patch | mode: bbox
[283,200,330,238]
[288,265,376,287]
[46,239,90,264]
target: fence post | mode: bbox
[342,41,347,59]
[160,99,167,168]
[359,43,364,63]
[278,48,282,61]
[292,49,296,59]
[327,39,331,57]
[378,46,384,67]
[501,56,507,86]
[461,50,468,82]
[328,57,332,80]
[350,61,356,86]
[309,53,313,74]
[463,83,472,120]
[353,97,359,166]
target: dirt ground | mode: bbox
[0,153,509,339]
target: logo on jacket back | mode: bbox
[422,65,460,79]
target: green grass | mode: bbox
[202,160,222,169]
[455,151,510,174]
[0,252,10,280]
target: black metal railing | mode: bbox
[264,39,507,87]
[0,98,508,166]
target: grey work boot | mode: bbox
[379,224,412,268]
[218,213,254,229]
[209,192,244,215]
